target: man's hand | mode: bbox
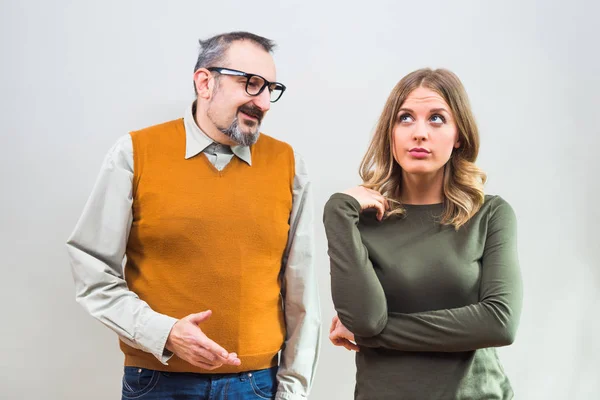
[166,310,241,370]
[329,314,360,352]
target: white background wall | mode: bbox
[1,0,599,398]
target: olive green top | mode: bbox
[323,193,523,400]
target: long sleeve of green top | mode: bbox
[323,193,523,400]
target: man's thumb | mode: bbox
[187,310,212,324]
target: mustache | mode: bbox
[238,104,264,121]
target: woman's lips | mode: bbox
[408,148,431,159]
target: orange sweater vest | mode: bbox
[121,119,294,373]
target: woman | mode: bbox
[323,68,523,399]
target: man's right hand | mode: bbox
[165,310,241,370]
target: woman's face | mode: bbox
[392,87,461,177]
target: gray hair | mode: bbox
[219,117,260,146]
[193,32,276,94]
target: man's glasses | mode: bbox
[207,67,286,103]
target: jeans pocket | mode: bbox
[122,367,160,399]
[249,368,277,399]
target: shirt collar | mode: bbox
[183,102,252,166]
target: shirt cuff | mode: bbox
[137,312,178,364]
[275,391,307,400]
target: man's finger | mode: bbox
[192,354,223,368]
[197,335,230,359]
[192,345,220,362]
[187,310,213,325]
[225,352,242,366]
[196,341,240,366]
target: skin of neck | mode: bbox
[194,99,238,147]
[399,167,445,205]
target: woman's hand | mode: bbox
[329,314,360,352]
[343,186,389,221]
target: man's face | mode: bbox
[206,41,276,146]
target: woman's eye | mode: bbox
[430,114,446,124]
[398,114,414,123]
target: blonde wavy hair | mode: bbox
[360,68,486,229]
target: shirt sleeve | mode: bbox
[66,134,178,363]
[275,151,322,400]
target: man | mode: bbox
[67,31,321,400]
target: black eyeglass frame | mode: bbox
[207,67,286,103]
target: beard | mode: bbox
[208,102,264,147]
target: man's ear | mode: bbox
[193,68,213,99]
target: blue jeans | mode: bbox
[121,365,277,400]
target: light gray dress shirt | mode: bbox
[67,104,321,400]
